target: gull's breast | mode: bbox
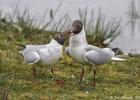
[69,46,87,64]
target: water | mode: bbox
[0,0,140,54]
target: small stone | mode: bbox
[71,75,75,78]
[85,91,89,94]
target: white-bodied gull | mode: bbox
[66,20,125,86]
[19,31,71,85]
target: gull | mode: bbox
[19,31,71,85]
[66,20,125,86]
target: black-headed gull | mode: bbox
[19,31,71,85]
[66,20,125,86]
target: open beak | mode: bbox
[65,32,74,38]
[67,26,75,37]
[59,28,73,39]
[70,33,75,36]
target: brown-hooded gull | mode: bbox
[19,31,71,85]
[66,20,125,86]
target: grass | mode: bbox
[0,6,123,47]
[0,47,140,99]
[126,0,140,35]
[78,8,124,47]
[0,5,140,100]
[127,0,140,19]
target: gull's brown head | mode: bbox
[54,31,72,45]
[71,20,83,35]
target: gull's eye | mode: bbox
[59,34,62,38]
[78,24,81,27]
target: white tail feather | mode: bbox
[111,56,126,61]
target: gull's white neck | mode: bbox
[70,26,87,46]
[50,39,62,47]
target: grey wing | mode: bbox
[102,48,115,58]
[25,44,48,51]
[84,50,111,65]
[23,50,40,64]
[85,44,103,53]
